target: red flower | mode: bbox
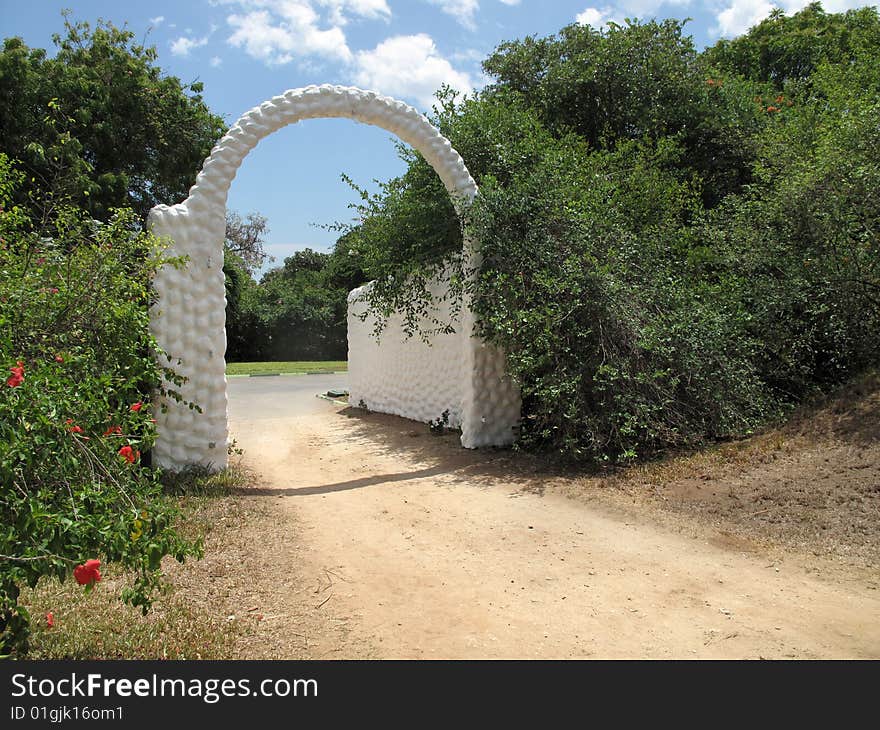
[68,425,83,434]
[118,445,140,464]
[50,287,59,294]
[55,355,64,363]
[130,402,143,412]
[46,612,55,628]
[766,105,779,113]
[73,559,101,586]
[103,425,122,437]
[7,361,24,388]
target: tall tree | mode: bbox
[481,18,765,207]
[705,3,880,88]
[0,13,226,221]
[225,210,271,275]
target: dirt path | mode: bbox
[224,401,880,659]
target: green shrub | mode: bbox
[465,137,773,461]
[340,8,880,464]
[0,155,200,655]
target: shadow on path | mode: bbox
[231,464,451,497]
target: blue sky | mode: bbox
[2,0,873,276]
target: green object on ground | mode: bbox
[226,361,347,376]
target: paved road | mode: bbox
[227,373,348,420]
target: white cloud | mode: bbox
[427,0,480,30]
[218,1,392,66]
[210,56,223,67]
[451,47,486,63]
[576,6,622,28]
[714,0,774,36]
[354,34,475,108]
[318,0,391,25]
[170,34,210,57]
[217,1,395,66]
[712,0,866,38]
[498,0,520,5]
[149,15,165,27]
[227,7,352,65]
[584,0,691,18]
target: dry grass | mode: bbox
[619,371,880,487]
[585,371,880,571]
[21,465,262,659]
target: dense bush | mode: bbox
[0,155,201,655]
[340,7,880,462]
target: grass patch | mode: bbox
[20,465,254,659]
[226,361,347,376]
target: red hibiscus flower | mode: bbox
[73,559,101,586]
[103,425,122,437]
[7,361,24,388]
[55,355,64,363]
[130,402,143,412]
[118,445,140,464]
[46,612,55,628]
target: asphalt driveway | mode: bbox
[227,373,348,420]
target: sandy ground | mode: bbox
[218,388,880,659]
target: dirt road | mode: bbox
[224,383,880,659]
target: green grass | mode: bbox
[225,361,347,376]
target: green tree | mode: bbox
[482,18,766,206]
[252,250,350,361]
[223,210,271,362]
[705,3,880,88]
[339,9,880,462]
[0,13,225,221]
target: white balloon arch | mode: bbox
[148,85,520,471]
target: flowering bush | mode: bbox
[0,155,201,655]
[72,560,102,587]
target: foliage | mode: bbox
[225,248,353,362]
[0,13,225,221]
[337,6,880,463]
[225,211,271,276]
[223,246,264,362]
[482,18,767,207]
[464,135,771,460]
[704,3,880,88]
[253,249,351,361]
[0,155,201,655]
[428,409,451,435]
